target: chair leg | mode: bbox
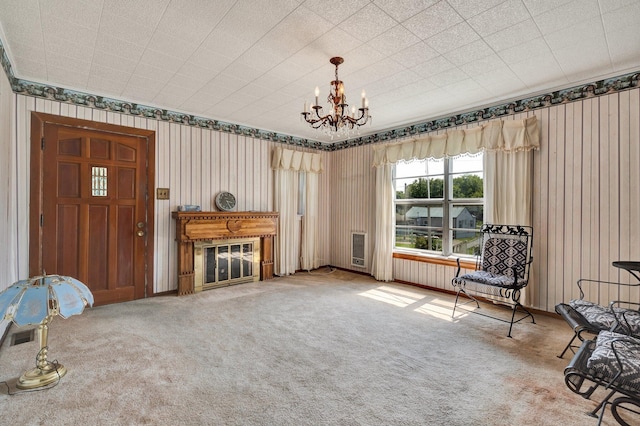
[589,389,617,420]
[558,334,579,359]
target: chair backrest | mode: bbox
[479,224,533,281]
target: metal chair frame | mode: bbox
[451,224,534,338]
[564,330,640,425]
[555,279,640,358]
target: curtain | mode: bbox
[371,116,539,281]
[272,147,323,275]
[371,163,395,281]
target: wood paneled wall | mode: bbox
[2,88,638,313]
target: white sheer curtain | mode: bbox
[272,147,323,275]
[371,116,539,282]
[371,162,395,281]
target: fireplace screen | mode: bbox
[194,238,260,291]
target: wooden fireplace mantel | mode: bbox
[172,211,279,295]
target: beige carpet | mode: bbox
[0,270,624,425]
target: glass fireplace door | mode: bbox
[203,241,257,289]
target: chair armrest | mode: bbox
[455,257,461,278]
[576,279,638,300]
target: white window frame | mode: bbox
[393,156,484,257]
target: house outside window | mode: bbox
[394,154,484,257]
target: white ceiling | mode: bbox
[0,0,639,143]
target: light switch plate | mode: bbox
[157,188,170,200]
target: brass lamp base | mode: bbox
[16,363,67,389]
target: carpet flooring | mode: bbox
[0,270,626,425]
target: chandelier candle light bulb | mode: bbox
[301,56,371,140]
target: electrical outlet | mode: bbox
[157,188,170,200]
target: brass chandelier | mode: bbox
[301,57,371,139]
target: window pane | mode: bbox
[395,227,443,251]
[91,166,108,197]
[450,204,483,255]
[396,158,444,178]
[451,154,482,174]
[395,177,444,199]
[451,173,483,198]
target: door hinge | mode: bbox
[40,214,43,227]
[41,137,44,150]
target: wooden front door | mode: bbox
[30,113,155,306]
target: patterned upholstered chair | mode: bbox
[555,279,640,358]
[451,224,534,337]
[564,330,640,425]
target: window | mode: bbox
[393,154,483,256]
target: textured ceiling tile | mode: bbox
[598,0,639,13]
[554,37,613,80]
[89,63,131,84]
[367,25,421,56]
[373,0,438,22]
[39,0,104,28]
[139,49,184,74]
[94,34,146,62]
[46,52,91,75]
[391,42,440,69]
[133,61,175,84]
[428,67,469,87]
[47,64,89,89]
[187,45,235,74]
[41,18,98,47]
[467,0,531,37]
[403,1,463,40]
[533,0,601,34]
[215,0,300,46]
[443,40,494,67]
[91,51,138,75]
[86,76,127,96]
[340,3,398,42]
[497,37,551,65]
[602,1,640,31]
[509,52,567,88]
[446,0,506,19]
[544,17,605,51]
[410,55,456,78]
[197,28,251,61]
[340,45,387,74]
[294,28,363,67]
[43,35,95,63]
[257,7,334,59]
[607,26,640,69]
[301,0,369,25]
[483,19,542,52]
[173,62,215,86]
[98,12,157,47]
[426,22,480,54]
[459,53,508,76]
[521,0,574,16]
[220,62,265,83]
[146,32,199,62]
[12,55,47,80]
[101,0,169,25]
[473,67,523,88]
[155,0,236,44]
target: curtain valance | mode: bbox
[372,116,539,166]
[272,147,323,173]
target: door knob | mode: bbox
[137,222,145,228]
[137,230,145,237]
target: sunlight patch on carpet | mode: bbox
[358,286,426,307]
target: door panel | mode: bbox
[40,123,149,306]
